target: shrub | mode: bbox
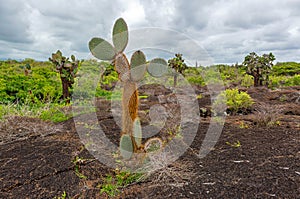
[252,103,282,127]
[241,74,254,88]
[272,62,300,76]
[213,88,254,115]
[0,60,61,104]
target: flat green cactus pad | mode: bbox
[120,134,133,160]
[133,118,142,148]
[89,37,116,60]
[130,50,146,82]
[147,58,168,77]
[113,18,128,53]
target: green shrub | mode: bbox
[0,60,61,104]
[272,62,300,76]
[269,75,300,88]
[285,74,300,86]
[187,76,205,86]
[241,74,254,88]
[213,88,254,114]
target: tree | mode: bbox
[242,52,275,87]
[168,53,187,87]
[49,50,80,103]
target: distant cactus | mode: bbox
[243,52,275,87]
[19,63,31,76]
[89,18,166,159]
[168,53,187,87]
[49,50,80,103]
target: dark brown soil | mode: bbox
[0,86,299,199]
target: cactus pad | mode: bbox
[147,58,168,77]
[113,18,128,53]
[130,50,146,82]
[89,37,116,60]
[120,134,133,160]
[144,137,163,153]
[133,118,143,148]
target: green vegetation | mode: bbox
[99,169,143,197]
[272,62,300,76]
[213,88,254,114]
[72,156,88,179]
[226,140,241,148]
[0,59,113,122]
[53,191,67,199]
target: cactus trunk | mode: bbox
[121,81,139,151]
[61,77,70,103]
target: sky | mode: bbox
[0,0,299,65]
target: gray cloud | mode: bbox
[0,0,299,64]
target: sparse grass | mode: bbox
[0,101,72,123]
[140,152,196,185]
[99,169,144,197]
[226,140,241,148]
[53,191,67,199]
[253,103,282,127]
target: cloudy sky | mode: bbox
[0,0,299,64]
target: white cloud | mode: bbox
[120,0,145,26]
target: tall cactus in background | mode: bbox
[49,50,80,103]
[168,53,187,87]
[89,18,166,160]
[243,52,275,87]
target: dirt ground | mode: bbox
[0,86,299,198]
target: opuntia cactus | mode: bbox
[242,52,275,87]
[133,118,142,148]
[120,134,133,160]
[49,50,80,103]
[20,63,32,76]
[88,18,166,159]
[168,53,187,87]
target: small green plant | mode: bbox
[53,191,67,199]
[226,140,241,148]
[99,169,144,197]
[196,94,203,99]
[238,121,249,129]
[72,156,88,179]
[167,125,182,140]
[213,88,254,115]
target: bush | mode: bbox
[269,75,300,88]
[213,88,254,115]
[272,62,300,76]
[241,74,254,88]
[0,60,61,104]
